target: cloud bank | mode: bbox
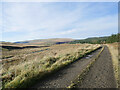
[1,2,118,42]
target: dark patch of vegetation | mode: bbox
[1,45,49,50]
[15,41,29,43]
[70,33,120,44]
[55,42,70,44]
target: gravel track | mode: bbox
[32,48,102,88]
[76,46,117,88]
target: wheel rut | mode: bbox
[76,46,117,88]
[31,48,102,88]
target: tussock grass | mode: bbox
[1,44,101,88]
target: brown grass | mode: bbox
[1,44,101,88]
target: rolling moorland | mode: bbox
[14,38,74,45]
[70,33,120,44]
[0,33,119,89]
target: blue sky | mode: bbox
[1,2,118,42]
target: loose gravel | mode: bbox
[76,46,117,88]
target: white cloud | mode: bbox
[77,14,118,31]
[2,2,118,41]
[2,2,85,33]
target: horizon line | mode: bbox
[1,34,117,42]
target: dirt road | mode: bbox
[76,46,117,88]
[31,48,102,88]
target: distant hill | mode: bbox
[0,42,16,46]
[69,33,120,44]
[2,34,119,46]
[14,38,74,45]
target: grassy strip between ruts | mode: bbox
[3,46,101,89]
[67,46,104,88]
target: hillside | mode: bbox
[14,38,74,45]
[70,33,119,44]
[2,34,119,46]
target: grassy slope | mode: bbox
[14,38,74,45]
[70,33,119,44]
[2,44,100,88]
